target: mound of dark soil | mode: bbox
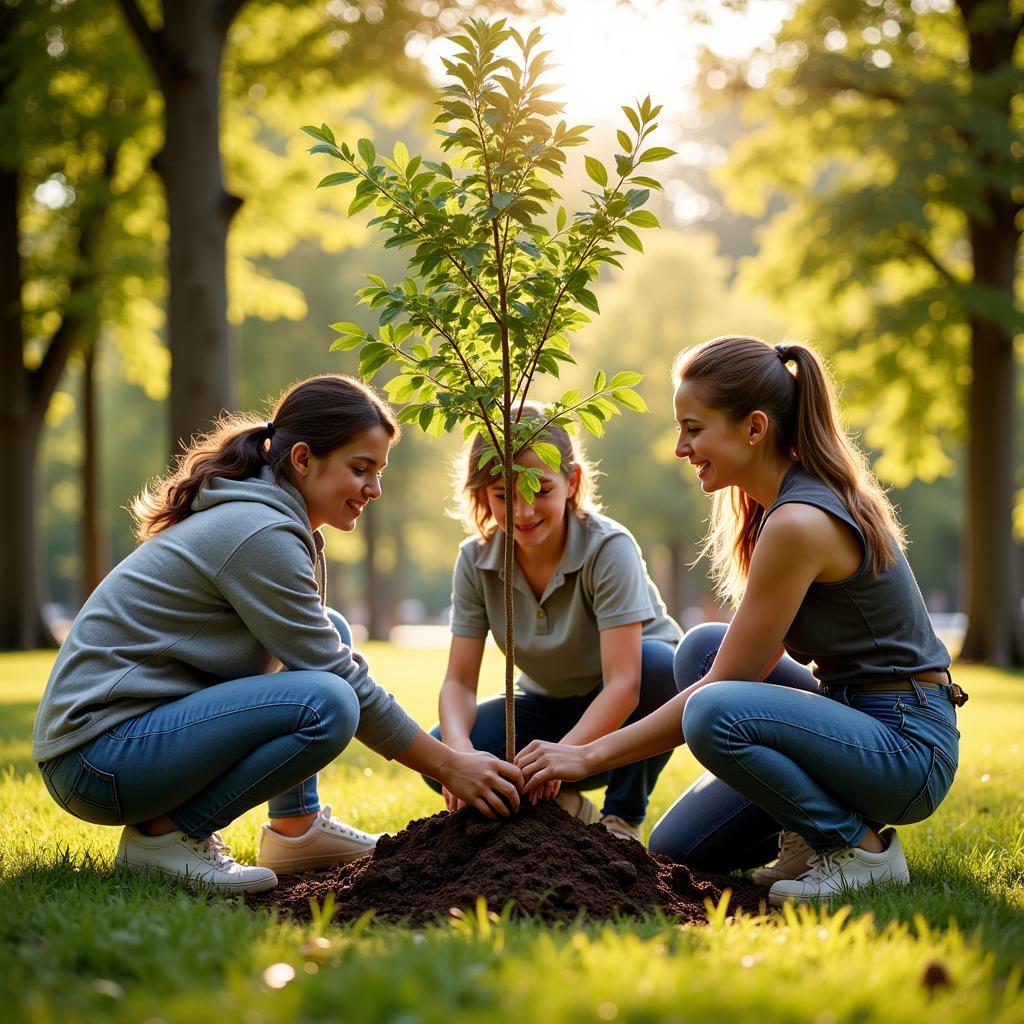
[247,800,767,926]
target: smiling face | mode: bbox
[484,450,580,556]
[292,424,392,532]
[673,379,762,494]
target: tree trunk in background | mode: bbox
[957,1,1024,666]
[0,163,54,650]
[363,504,386,641]
[117,0,245,454]
[81,341,107,601]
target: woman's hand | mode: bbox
[527,777,561,806]
[515,740,591,794]
[442,785,465,814]
[439,749,524,819]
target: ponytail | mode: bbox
[674,335,904,605]
[132,374,397,541]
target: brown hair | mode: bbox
[673,335,905,606]
[454,402,602,540]
[132,374,398,540]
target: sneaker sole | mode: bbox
[118,857,279,894]
[768,871,911,907]
[257,847,375,874]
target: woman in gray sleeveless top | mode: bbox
[515,335,965,905]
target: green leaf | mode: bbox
[610,371,643,388]
[628,175,663,189]
[584,156,608,187]
[330,321,363,335]
[348,191,376,216]
[577,408,604,437]
[612,388,648,412]
[357,138,377,165]
[622,105,641,132]
[577,289,600,313]
[329,334,363,352]
[593,369,606,392]
[616,226,644,252]
[626,210,660,228]
[477,447,499,470]
[616,129,633,153]
[556,207,567,231]
[393,141,409,170]
[530,441,562,472]
[637,146,675,164]
[318,171,359,188]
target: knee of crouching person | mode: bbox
[682,683,728,762]
[316,678,361,755]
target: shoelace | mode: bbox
[185,831,235,868]
[777,830,808,860]
[318,805,372,841]
[799,848,855,882]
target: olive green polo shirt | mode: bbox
[450,511,681,699]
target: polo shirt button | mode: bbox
[537,610,545,618]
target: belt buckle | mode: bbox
[949,683,968,707]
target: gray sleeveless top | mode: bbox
[759,465,950,689]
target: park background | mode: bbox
[1,1,1023,1022]
[3,0,1021,663]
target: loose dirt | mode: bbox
[247,800,768,926]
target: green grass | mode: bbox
[2,648,1023,1023]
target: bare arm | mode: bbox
[516,506,830,790]
[394,729,523,819]
[559,622,643,745]
[437,634,487,752]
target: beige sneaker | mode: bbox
[600,814,643,843]
[554,788,600,824]
[257,805,382,874]
[750,830,814,887]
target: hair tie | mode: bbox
[774,343,790,362]
[265,420,276,439]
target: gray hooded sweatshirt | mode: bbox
[32,469,419,762]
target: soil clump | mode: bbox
[247,800,767,926]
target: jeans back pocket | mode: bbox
[40,751,123,825]
[892,745,957,826]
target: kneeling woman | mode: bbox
[426,405,682,841]
[33,375,522,893]
[517,337,963,903]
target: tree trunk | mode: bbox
[161,2,242,450]
[956,1,1024,666]
[0,167,52,649]
[363,504,386,641]
[958,223,1024,665]
[81,341,107,601]
[117,0,244,452]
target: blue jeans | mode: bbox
[425,639,678,823]
[39,612,360,840]
[649,623,960,867]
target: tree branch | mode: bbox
[114,0,164,78]
[907,234,960,287]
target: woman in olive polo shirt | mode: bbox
[425,404,682,842]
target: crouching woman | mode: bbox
[33,375,522,893]
[516,336,964,904]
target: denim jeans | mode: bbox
[649,623,960,867]
[425,639,678,823]
[38,611,360,839]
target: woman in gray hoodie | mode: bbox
[33,374,523,893]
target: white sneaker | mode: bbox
[116,826,278,894]
[768,828,910,906]
[554,788,600,824]
[600,814,643,843]
[750,830,814,887]
[257,805,381,873]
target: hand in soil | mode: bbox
[441,749,523,818]
[516,739,591,792]
[527,778,561,806]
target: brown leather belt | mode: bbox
[831,678,969,706]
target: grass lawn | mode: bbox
[1,647,1022,1024]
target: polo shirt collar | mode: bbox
[471,512,589,578]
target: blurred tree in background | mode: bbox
[707,0,1023,665]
